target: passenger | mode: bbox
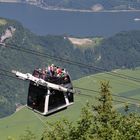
[47,65,52,77]
[51,64,54,68]
[33,69,39,78]
[56,67,62,77]
[63,69,67,74]
[64,74,70,84]
[50,64,55,76]
[28,96,36,109]
[47,64,55,77]
[41,68,46,80]
[53,66,57,77]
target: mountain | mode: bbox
[0,18,140,118]
[0,18,91,118]
[94,30,140,70]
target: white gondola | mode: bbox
[12,69,74,115]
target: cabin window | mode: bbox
[67,92,74,103]
[48,89,66,111]
[27,83,47,113]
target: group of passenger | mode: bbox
[47,64,67,78]
[33,64,70,84]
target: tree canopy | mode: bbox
[39,81,140,140]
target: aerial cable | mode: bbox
[1,44,140,104]
[0,72,25,81]
[10,44,140,81]
[113,99,139,106]
[0,67,139,91]
[0,72,16,79]
[0,72,140,108]
[75,87,140,106]
[93,73,140,88]
[0,68,14,74]
[0,68,140,103]
[74,86,140,103]
[0,70,139,104]
[3,43,140,83]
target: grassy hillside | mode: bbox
[68,37,103,48]
[0,19,7,25]
[0,68,140,140]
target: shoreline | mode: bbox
[38,6,140,13]
[1,1,140,13]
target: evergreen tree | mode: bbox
[92,81,121,139]
[41,81,140,140]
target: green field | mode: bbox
[0,68,140,139]
[0,19,7,25]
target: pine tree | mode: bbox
[93,81,113,123]
[92,81,120,139]
[41,81,140,140]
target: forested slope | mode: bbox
[94,31,140,70]
[0,18,140,117]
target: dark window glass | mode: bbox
[48,89,66,111]
[67,92,74,103]
[27,83,47,113]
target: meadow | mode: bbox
[0,68,140,139]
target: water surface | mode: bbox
[0,3,140,37]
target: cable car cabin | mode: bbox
[27,68,74,115]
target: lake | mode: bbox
[0,3,140,37]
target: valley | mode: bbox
[0,0,140,136]
[0,68,140,139]
[0,17,140,119]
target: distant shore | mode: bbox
[38,5,140,13]
[1,1,140,13]
[0,0,19,3]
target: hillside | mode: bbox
[0,20,88,118]
[95,31,140,70]
[0,18,93,118]
[0,68,140,140]
[0,18,140,118]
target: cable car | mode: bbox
[12,66,74,116]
